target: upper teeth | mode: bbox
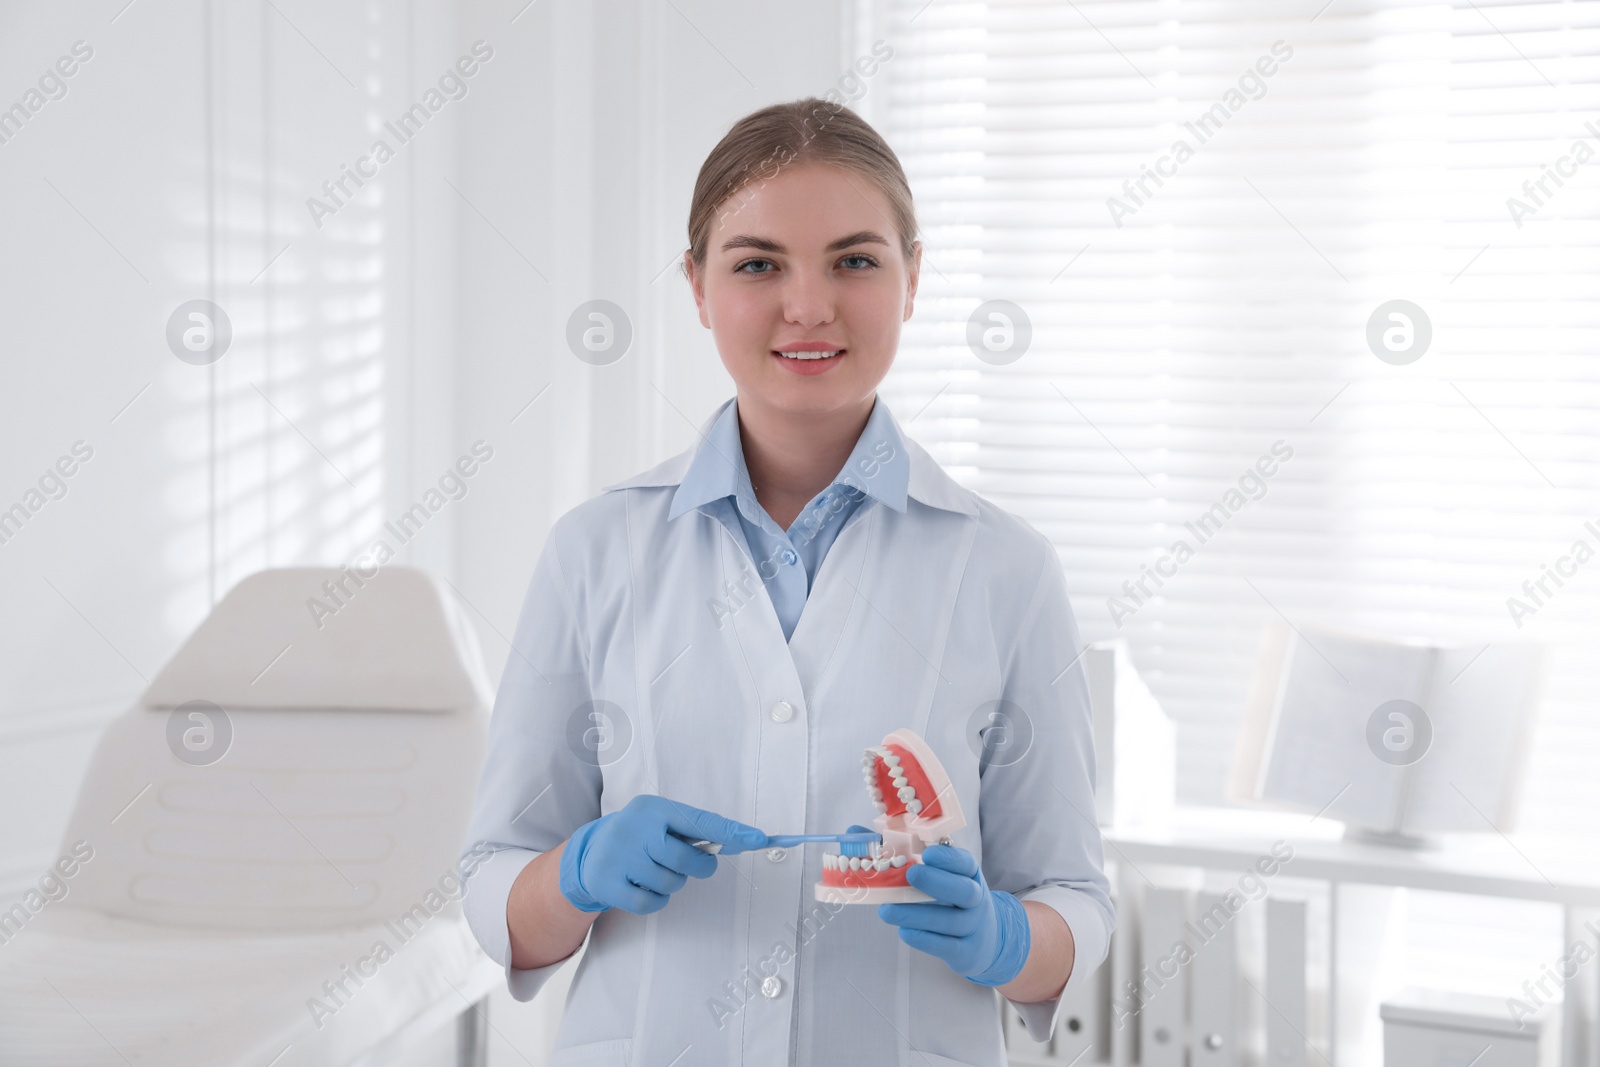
[778,349,841,360]
[859,744,930,818]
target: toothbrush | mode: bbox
[673,831,881,855]
[766,832,880,851]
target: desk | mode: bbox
[1099,807,1600,1067]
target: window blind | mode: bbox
[864,0,1600,825]
[860,0,1599,998]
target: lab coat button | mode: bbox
[770,700,794,723]
[765,847,787,862]
[781,549,798,565]
[761,975,783,999]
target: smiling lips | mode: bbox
[771,342,845,375]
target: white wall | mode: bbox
[450,0,859,663]
[0,0,459,896]
[1,1,855,1062]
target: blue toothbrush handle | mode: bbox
[674,831,881,854]
[763,832,881,849]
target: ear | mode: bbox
[685,249,711,328]
[903,239,922,321]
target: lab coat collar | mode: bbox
[600,395,976,518]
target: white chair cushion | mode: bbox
[0,564,502,1065]
[140,566,493,713]
[63,704,487,931]
[0,904,497,1066]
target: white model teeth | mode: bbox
[861,744,931,819]
[825,852,909,872]
[777,349,841,360]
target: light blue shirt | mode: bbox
[673,395,908,641]
[460,394,1114,1066]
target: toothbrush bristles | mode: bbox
[840,840,872,857]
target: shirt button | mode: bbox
[770,700,794,723]
[766,847,787,863]
[761,975,784,999]
[781,549,798,565]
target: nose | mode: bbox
[780,261,837,328]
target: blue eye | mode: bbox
[734,254,878,274]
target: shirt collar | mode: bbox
[600,395,976,518]
[667,395,910,523]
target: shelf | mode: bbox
[1093,806,1600,1067]
[1104,805,1600,907]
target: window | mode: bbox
[863,0,1600,997]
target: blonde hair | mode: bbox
[683,97,918,278]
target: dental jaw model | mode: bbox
[815,728,966,905]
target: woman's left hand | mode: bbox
[876,843,1032,987]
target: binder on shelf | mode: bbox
[1190,890,1239,1065]
[1085,640,1175,829]
[1055,946,1110,1065]
[1140,886,1189,1067]
[1001,1001,1055,1064]
[1001,944,1113,1064]
[1265,898,1308,1067]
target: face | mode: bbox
[686,161,921,418]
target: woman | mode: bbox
[460,97,1113,1066]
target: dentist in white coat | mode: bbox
[460,97,1114,1066]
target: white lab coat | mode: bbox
[460,400,1114,1066]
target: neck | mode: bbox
[736,392,875,528]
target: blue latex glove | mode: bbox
[559,794,767,915]
[877,843,1031,987]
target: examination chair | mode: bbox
[0,566,501,1066]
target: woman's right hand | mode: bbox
[557,794,767,914]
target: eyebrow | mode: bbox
[719,230,890,255]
